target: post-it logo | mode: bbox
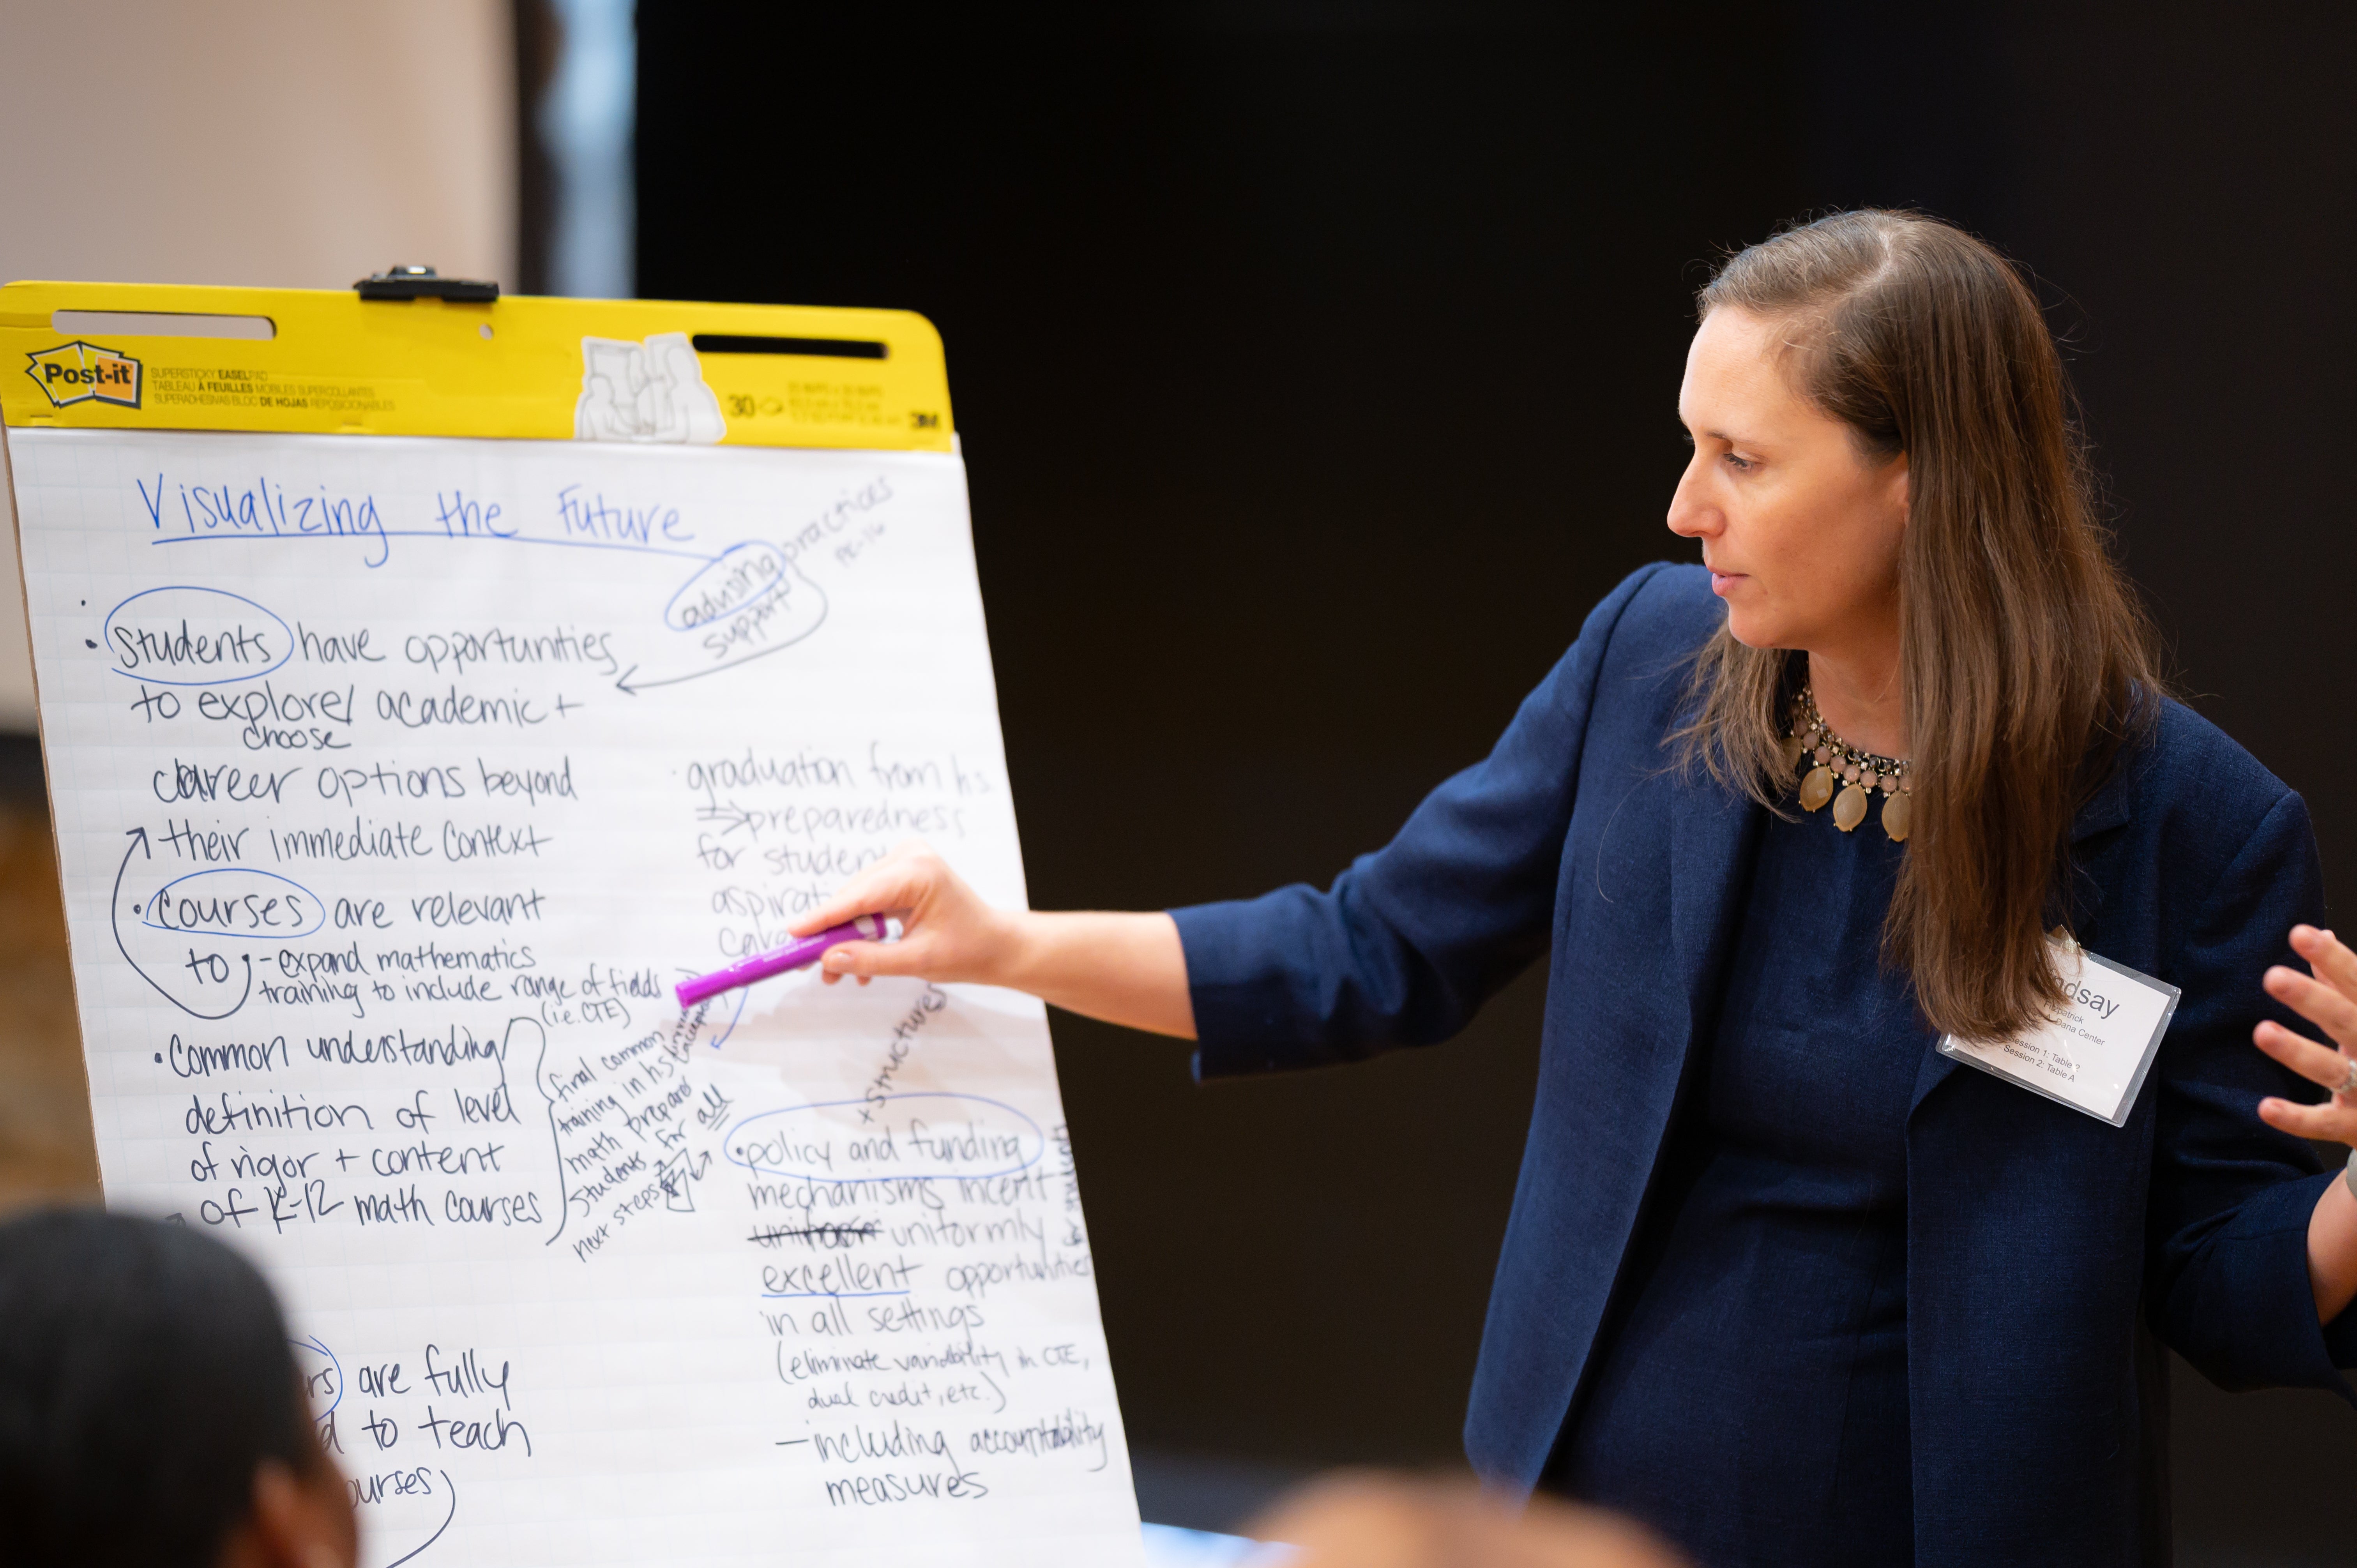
[25,340,142,410]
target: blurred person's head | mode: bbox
[1249,1472,1686,1568]
[0,1208,356,1568]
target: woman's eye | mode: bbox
[1723,452,1756,473]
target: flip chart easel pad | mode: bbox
[7,425,1145,1568]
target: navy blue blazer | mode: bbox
[1173,563,2357,1566]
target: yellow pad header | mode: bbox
[0,282,953,452]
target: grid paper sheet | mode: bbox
[6,426,1145,1568]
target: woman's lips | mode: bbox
[1709,570,1745,595]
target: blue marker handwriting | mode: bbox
[134,472,716,567]
[139,473,389,568]
[556,486,693,546]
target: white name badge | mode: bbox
[1937,935,2181,1127]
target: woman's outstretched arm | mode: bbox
[786,840,1196,1040]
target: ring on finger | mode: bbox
[2336,1056,2357,1098]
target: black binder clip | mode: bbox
[355,265,499,303]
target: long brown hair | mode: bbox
[1677,210,2161,1040]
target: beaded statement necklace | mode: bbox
[1783,685,1913,842]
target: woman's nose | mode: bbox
[1665,461,1718,540]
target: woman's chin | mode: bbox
[1721,610,1783,650]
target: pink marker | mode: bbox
[674,914,896,1008]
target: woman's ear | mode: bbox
[219,1456,356,1568]
[1888,450,1911,523]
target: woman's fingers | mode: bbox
[2253,1018,2357,1146]
[822,936,932,978]
[2291,925,2357,999]
[2259,1092,2357,1143]
[2249,927,2357,1149]
[2262,964,2357,1052]
[791,840,1007,988]
[789,842,935,937]
[2253,1018,2357,1093]
[790,878,904,939]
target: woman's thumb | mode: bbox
[822,932,924,978]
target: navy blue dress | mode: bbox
[1550,796,1922,1566]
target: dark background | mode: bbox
[631,3,2356,1556]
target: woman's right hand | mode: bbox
[790,839,1019,989]
[787,839,1198,1038]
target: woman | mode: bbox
[0,1208,358,1568]
[793,211,2357,1565]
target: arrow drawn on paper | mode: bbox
[615,549,829,694]
[111,827,253,1020]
